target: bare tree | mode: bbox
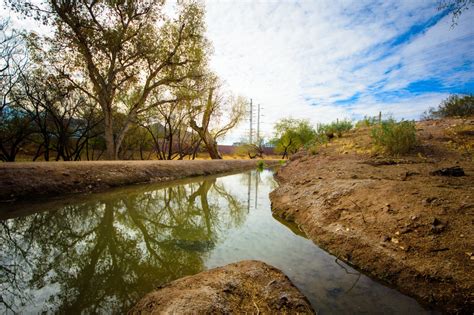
[0,19,32,161]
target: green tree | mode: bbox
[270,118,316,159]
[424,94,474,118]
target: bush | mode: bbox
[424,94,474,118]
[317,119,353,138]
[355,115,379,128]
[371,120,417,155]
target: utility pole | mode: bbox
[257,103,260,142]
[249,98,253,144]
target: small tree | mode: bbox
[424,94,474,118]
[271,118,316,159]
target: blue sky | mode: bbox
[204,0,474,143]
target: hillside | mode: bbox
[270,117,474,313]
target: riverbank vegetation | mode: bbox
[269,94,472,159]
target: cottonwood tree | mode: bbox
[187,79,246,159]
[9,0,209,160]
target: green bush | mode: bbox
[317,119,353,138]
[355,115,379,128]
[424,94,474,118]
[370,120,417,155]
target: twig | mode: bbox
[349,199,366,224]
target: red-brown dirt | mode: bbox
[270,117,474,313]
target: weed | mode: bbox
[371,120,417,155]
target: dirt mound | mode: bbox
[270,117,474,313]
[0,159,279,202]
[128,260,314,314]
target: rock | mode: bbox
[129,260,314,314]
[430,218,446,234]
[430,166,465,177]
[422,197,437,207]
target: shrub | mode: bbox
[424,94,474,118]
[317,119,353,138]
[371,120,417,155]
[256,160,266,170]
[355,115,379,128]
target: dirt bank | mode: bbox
[270,117,473,313]
[0,159,279,202]
[129,260,314,314]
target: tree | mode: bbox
[270,118,316,159]
[188,79,246,159]
[17,68,103,161]
[235,138,265,159]
[424,94,474,118]
[438,0,474,25]
[0,18,26,112]
[0,19,31,161]
[10,0,209,160]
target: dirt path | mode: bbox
[0,159,279,202]
[270,118,474,313]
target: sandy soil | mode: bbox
[129,260,314,314]
[270,117,474,313]
[0,159,279,202]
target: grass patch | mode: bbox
[256,160,266,170]
[370,119,417,155]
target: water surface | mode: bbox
[0,170,435,314]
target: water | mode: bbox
[0,170,435,314]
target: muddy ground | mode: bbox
[270,117,474,313]
[129,260,314,314]
[0,159,279,202]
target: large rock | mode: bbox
[129,260,314,314]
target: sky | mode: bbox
[2,1,473,145]
[203,0,474,144]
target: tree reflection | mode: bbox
[0,177,246,313]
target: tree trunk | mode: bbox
[104,112,115,160]
[203,133,221,159]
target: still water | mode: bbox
[1,170,435,314]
